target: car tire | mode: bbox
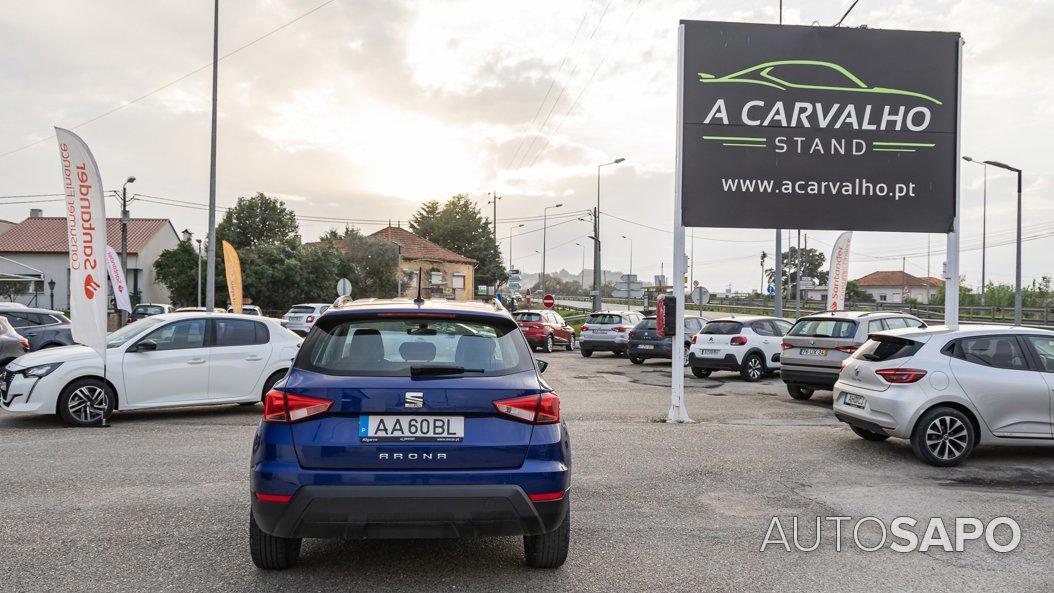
[57,378,115,427]
[630,356,644,365]
[911,406,976,467]
[580,348,593,358]
[542,335,554,353]
[524,498,570,569]
[786,385,814,400]
[691,367,711,378]
[683,350,690,367]
[260,370,287,401]
[565,336,576,351]
[740,353,764,382]
[850,425,891,441]
[249,511,301,570]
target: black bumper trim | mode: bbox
[781,368,838,390]
[688,352,741,371]
[252,484,568,540]
[579,340,625,352]
[835,412,890,435]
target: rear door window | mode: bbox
[788,319,857,338]
[1024,336,1054,372]
[299,317,534,377]
[868,320,886,333]
[751,321,776,336]
[214,319,263,347]
[586,314,623,325]
[701,321,743,335]
[956,336,1030,371]
[884,317,910,329]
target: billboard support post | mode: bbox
[944,37,964,330]
[669,24,692,423]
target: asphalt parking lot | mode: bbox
[2,350,1052,592]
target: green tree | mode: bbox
[845,280,874,303]
[766,247,828,295]
[216,192,300,249]
[153,239,202,307]
[410,195,507,288]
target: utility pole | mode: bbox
[508,223,524,271]
[196,239,203,307]
[775,229,783,316]
[979,160,1022,324]
[594,158,625,311]
[205,0,220,312]
[760,251,767,295]
[120,176,135,322]
[488,191,500,240]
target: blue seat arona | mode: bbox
[249,298,571,569]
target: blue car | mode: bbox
[249,298,571,569]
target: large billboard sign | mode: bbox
[680,21,960,233]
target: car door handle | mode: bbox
[187,358,207,365]
[245,355,263,361]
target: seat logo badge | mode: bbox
[404,392,424,408]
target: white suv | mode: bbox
[579,310,645,357]
[687,316,792,381]
[282,303,330,336]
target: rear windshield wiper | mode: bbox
[410,365,486,376]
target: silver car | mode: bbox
[282,303,330,336]
[578,310,645,358]
[835,325,1054,466]
[781,311,925,400]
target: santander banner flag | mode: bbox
[55,128,108,360]
[105,245,132,314]
[826,231,853,312]
[222,240,244,314]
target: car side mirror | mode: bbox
[537,360,549,373]
[133,339,158,352]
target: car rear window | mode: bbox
[636,318,657,330]
[514,312,542,322]
[134,305,165,315]
[298,317,535,377]
[586,314,623,325]
[789,318,857,338]
[701,321,743,335]
[287,306,315,315]
[854,336,922,362]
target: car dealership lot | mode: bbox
[1,352,1051,592]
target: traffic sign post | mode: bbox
[337,277,352,297]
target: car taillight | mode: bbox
[835,345,859,354]
[254,492,293,503]
[690,335,697,344]
[580,324,589,331]
[18,337,29,351]
[781,341,793,350]
[613,326,626,333]
[730,336,747,346]
[629,331,637,338]
[306,315,315,323]
[263,389,333,423]
[493,393,559,424]
[875,368,927,384]
[126,317,133,325]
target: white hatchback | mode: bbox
[687,316,792,381]
[282,303,331,335]
[0,312,301,427]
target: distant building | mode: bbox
[370,226,477,301]
[852,271,943,304]
[0,213,180,309]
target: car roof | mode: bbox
[291,303,330,307]
[587,310,640,316]
[711,315,772,323]
[801,310,916,321]
[879,323,1054,340]
[331,297,511,319]
[150,311,282,324]
[0,306,65,316]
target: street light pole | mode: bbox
[594,158,625,312]
[507,223,524,271]
[622,235,633,311]
[963,156,989,306]
[542,203,562,294]
[983,160,1023,324]
[120,176,135,322]
[205,0,220,313]
[575,243,586,288]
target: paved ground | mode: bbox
[2,351,1052,592]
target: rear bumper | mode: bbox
[579,339,626,352]
[252,484,569,539]
[688,352,741,371]
[627,341,672,359]
[781,367,838,390]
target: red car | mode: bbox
[513,310,577,353]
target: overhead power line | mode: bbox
[0,0,340,159]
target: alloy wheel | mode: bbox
[925,415,968,461]
[67,385,107,424]
[747,357,762,380]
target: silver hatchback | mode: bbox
[578,310,645,357]
[780,311,925,400]
[835,325,1054,466]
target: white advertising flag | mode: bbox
[826,231,853,312]
[55,128,108,360]
[105,245,131,314]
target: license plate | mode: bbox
[700,349,720,355]
[593,329,610,334]
[799,348,828,357]
[843,392,867,409]
[286,316,304,322]
[638,344,654,350]
[359,415,464,442]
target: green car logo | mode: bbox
[698,60,942,105]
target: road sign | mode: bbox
[524,288,532,304]
[692,286,710,306]
[655,275,667,286]
[543,294,555,308]
[508,281,522,290]
[509,269,520,276]
[336,277,352,297]
[767,285,775,295]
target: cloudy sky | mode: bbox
[1,0,1050,293]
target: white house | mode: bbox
[853,271,943,304]
[0,212,180,310]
